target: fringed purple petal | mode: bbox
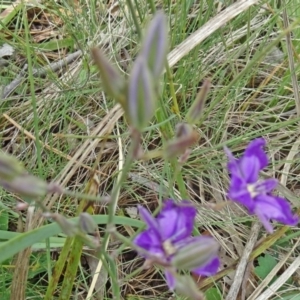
[165,270,176,291]
[244,138,268,169]
[157,199,196,242]
[239,155,260,183]
[192,257,220,277]
[255,209,274,233]
[254,195,298,232]
[255,195,298,224]
[134,229,164,256]
[224,146,243,179]
[256,178,278,194]
[228,176,255,211]
[138,205,159,233]
[274,197,299,226]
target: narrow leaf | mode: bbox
[0,215,143,263]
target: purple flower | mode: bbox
[134,199,220,290]
[225,138,299,233]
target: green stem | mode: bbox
[61,189,109,202]
[126,0,142,39]
[147,0,156,13]
[165,63,180,116]
[23,5,42,174]
[101,133,140,249]
[58,238,84,300]
[98,131,140,300]
[133,0,143,23]
[45,238,52,280]
[44,237,72,299]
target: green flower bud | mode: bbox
[127,56,156,130]
[91,48,125,103]
[78,212,97,234]
[141,11,168,78]
[172,237,219,271]
[164,124,198,158]
[174,274,205,300]
[0,152,25,181]
[186,79,211,124]
[44,213,78,236]
[0,175,48,198]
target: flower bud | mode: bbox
[164,124,198,158]
[174,274,205,300]
[141,11,168,78]
[186,79,211,124]
[178,149,192,164]
[0,152,25,181]
[175,123,193,139]
[44,213,78,236]
[0,175,48,198]
[127,56,156,130]
[78,212,97,234]
[172,237,219,271]
[47,182,63,194]
[91,48,125,102]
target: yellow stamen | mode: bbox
[163,240,177,256]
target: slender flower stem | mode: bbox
[103,145,136,232]
[147,0,156,13]
[98,129,140,300]
[61,189,110,203]
[108,227,150,257]
[133,0,143,23]
[165,63,180,116]
[106,130,140,229]
[23,7,42,176]
[122,265,145,283]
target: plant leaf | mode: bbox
[205,287,222,300]
[255,253,277,280]
[0,211,8,231]
[0,215,142,263]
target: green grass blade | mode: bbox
[0,215,142,263]
[58,237,84,300]
[44,237,73,300]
